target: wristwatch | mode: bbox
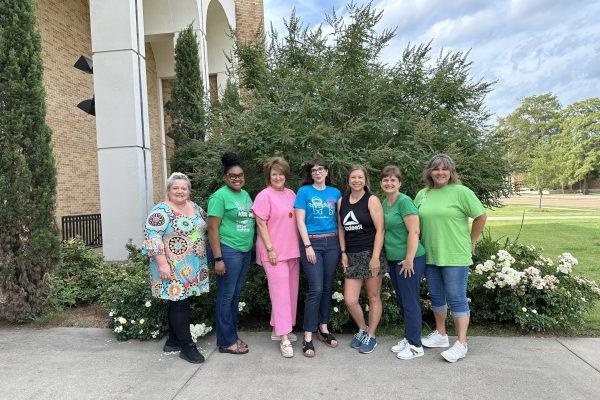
[266,246,274,252]
[214,257,223,262]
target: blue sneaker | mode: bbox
[359,335,377,354]
[350,329,368,349]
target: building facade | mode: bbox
[37,0,264,260]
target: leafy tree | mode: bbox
[165,24,207,173]
[184,4,510,207]
[493,93,562,175]
[0,0,60,321]
[558,98,600,194]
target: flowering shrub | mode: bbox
[101,244,214,341]
[470,238,600,332]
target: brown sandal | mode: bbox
[317,327,338,348]
[218,343,249,355]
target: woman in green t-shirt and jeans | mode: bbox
[415,154,487,363]
[208,153,256,355]
[380,166,427,361]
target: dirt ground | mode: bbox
[0,304,108,330]
[503,194,600,209]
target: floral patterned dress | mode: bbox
[142,202,209,300]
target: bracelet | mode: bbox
[214,257,223,262]
[340,250,346,254]
[266,246,274,252]
[304,244,312,248]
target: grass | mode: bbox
[485,216,600,335]
[486,204,600,217]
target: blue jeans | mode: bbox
[425,264,470,317]
[300,235,340,332]
[388,255,426,347]
[211,244,252,348]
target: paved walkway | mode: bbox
[1,328,599,399]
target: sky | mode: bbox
[263,0,600,119]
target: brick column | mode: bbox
[89,0,153,260]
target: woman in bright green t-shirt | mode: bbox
[414,154,487,363]
[207,153,255,355]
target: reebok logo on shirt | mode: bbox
[342,211,363,231]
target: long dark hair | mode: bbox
[301,159,332,186]
[221,152,242,175]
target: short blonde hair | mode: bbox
[166,172,191,191]
[423,154,461,188]
[264,157,291,186]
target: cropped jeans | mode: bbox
[425,264,470,318]
[300,235,340,332]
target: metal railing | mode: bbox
[61,214,102,247]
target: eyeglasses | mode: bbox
[227,173,245,180]
[310,167,326,175]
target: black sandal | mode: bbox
[317,327,338,348]
[302,339,315,358]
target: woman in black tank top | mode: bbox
[337,165,387,354]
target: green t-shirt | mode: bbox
[414,184,485,266]
[207,186,255,252]
[383,193,426,261]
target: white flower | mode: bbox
[384,273,390,279]
[522,307,527,312]
[332,292,344,302]
[490,255,496,260]
[108,310,115,317]
[190,323,213,342]
[139,319,145,325]
[130,319,136,324]
[238,302,246,312]
[531,309,538,314]
[114,326,123,333]
[145,301,152,308]
[483,280,496,289]
[117,317,127,325]
[139,329,144,334]
[365,305,369,312]
[333,307,339,313]
[150,330,160,339]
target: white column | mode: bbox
[90,0,153,260]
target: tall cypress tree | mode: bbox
[0,0,60,321]
[165,24,207,145]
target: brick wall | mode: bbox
[234,0,264,43]
[37,0,100,223]
[145,43,167,203]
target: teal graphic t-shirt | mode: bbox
[294,185,341,235]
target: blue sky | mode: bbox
[263,0,600,119]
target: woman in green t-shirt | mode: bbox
[207,153,255,355]
[380,166,427,361]
[415,154,487,363]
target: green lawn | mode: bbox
[485,218,600,334]
[487,205,600,217]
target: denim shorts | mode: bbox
[345,250,388,280]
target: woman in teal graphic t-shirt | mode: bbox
[415,154,487,363]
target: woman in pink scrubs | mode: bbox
[252,157,300,358]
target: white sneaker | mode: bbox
[390,338,408,353]
[396,344,424,360]
[271,330,298,342]
[280,339,294,358]
[421,330,449,348]
[441,341,467,363]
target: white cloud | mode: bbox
[263,0,600,117]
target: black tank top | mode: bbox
[339,193,376,252]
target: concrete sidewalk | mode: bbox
[1,328,599,400]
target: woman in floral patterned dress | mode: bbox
[143,172,209,364]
